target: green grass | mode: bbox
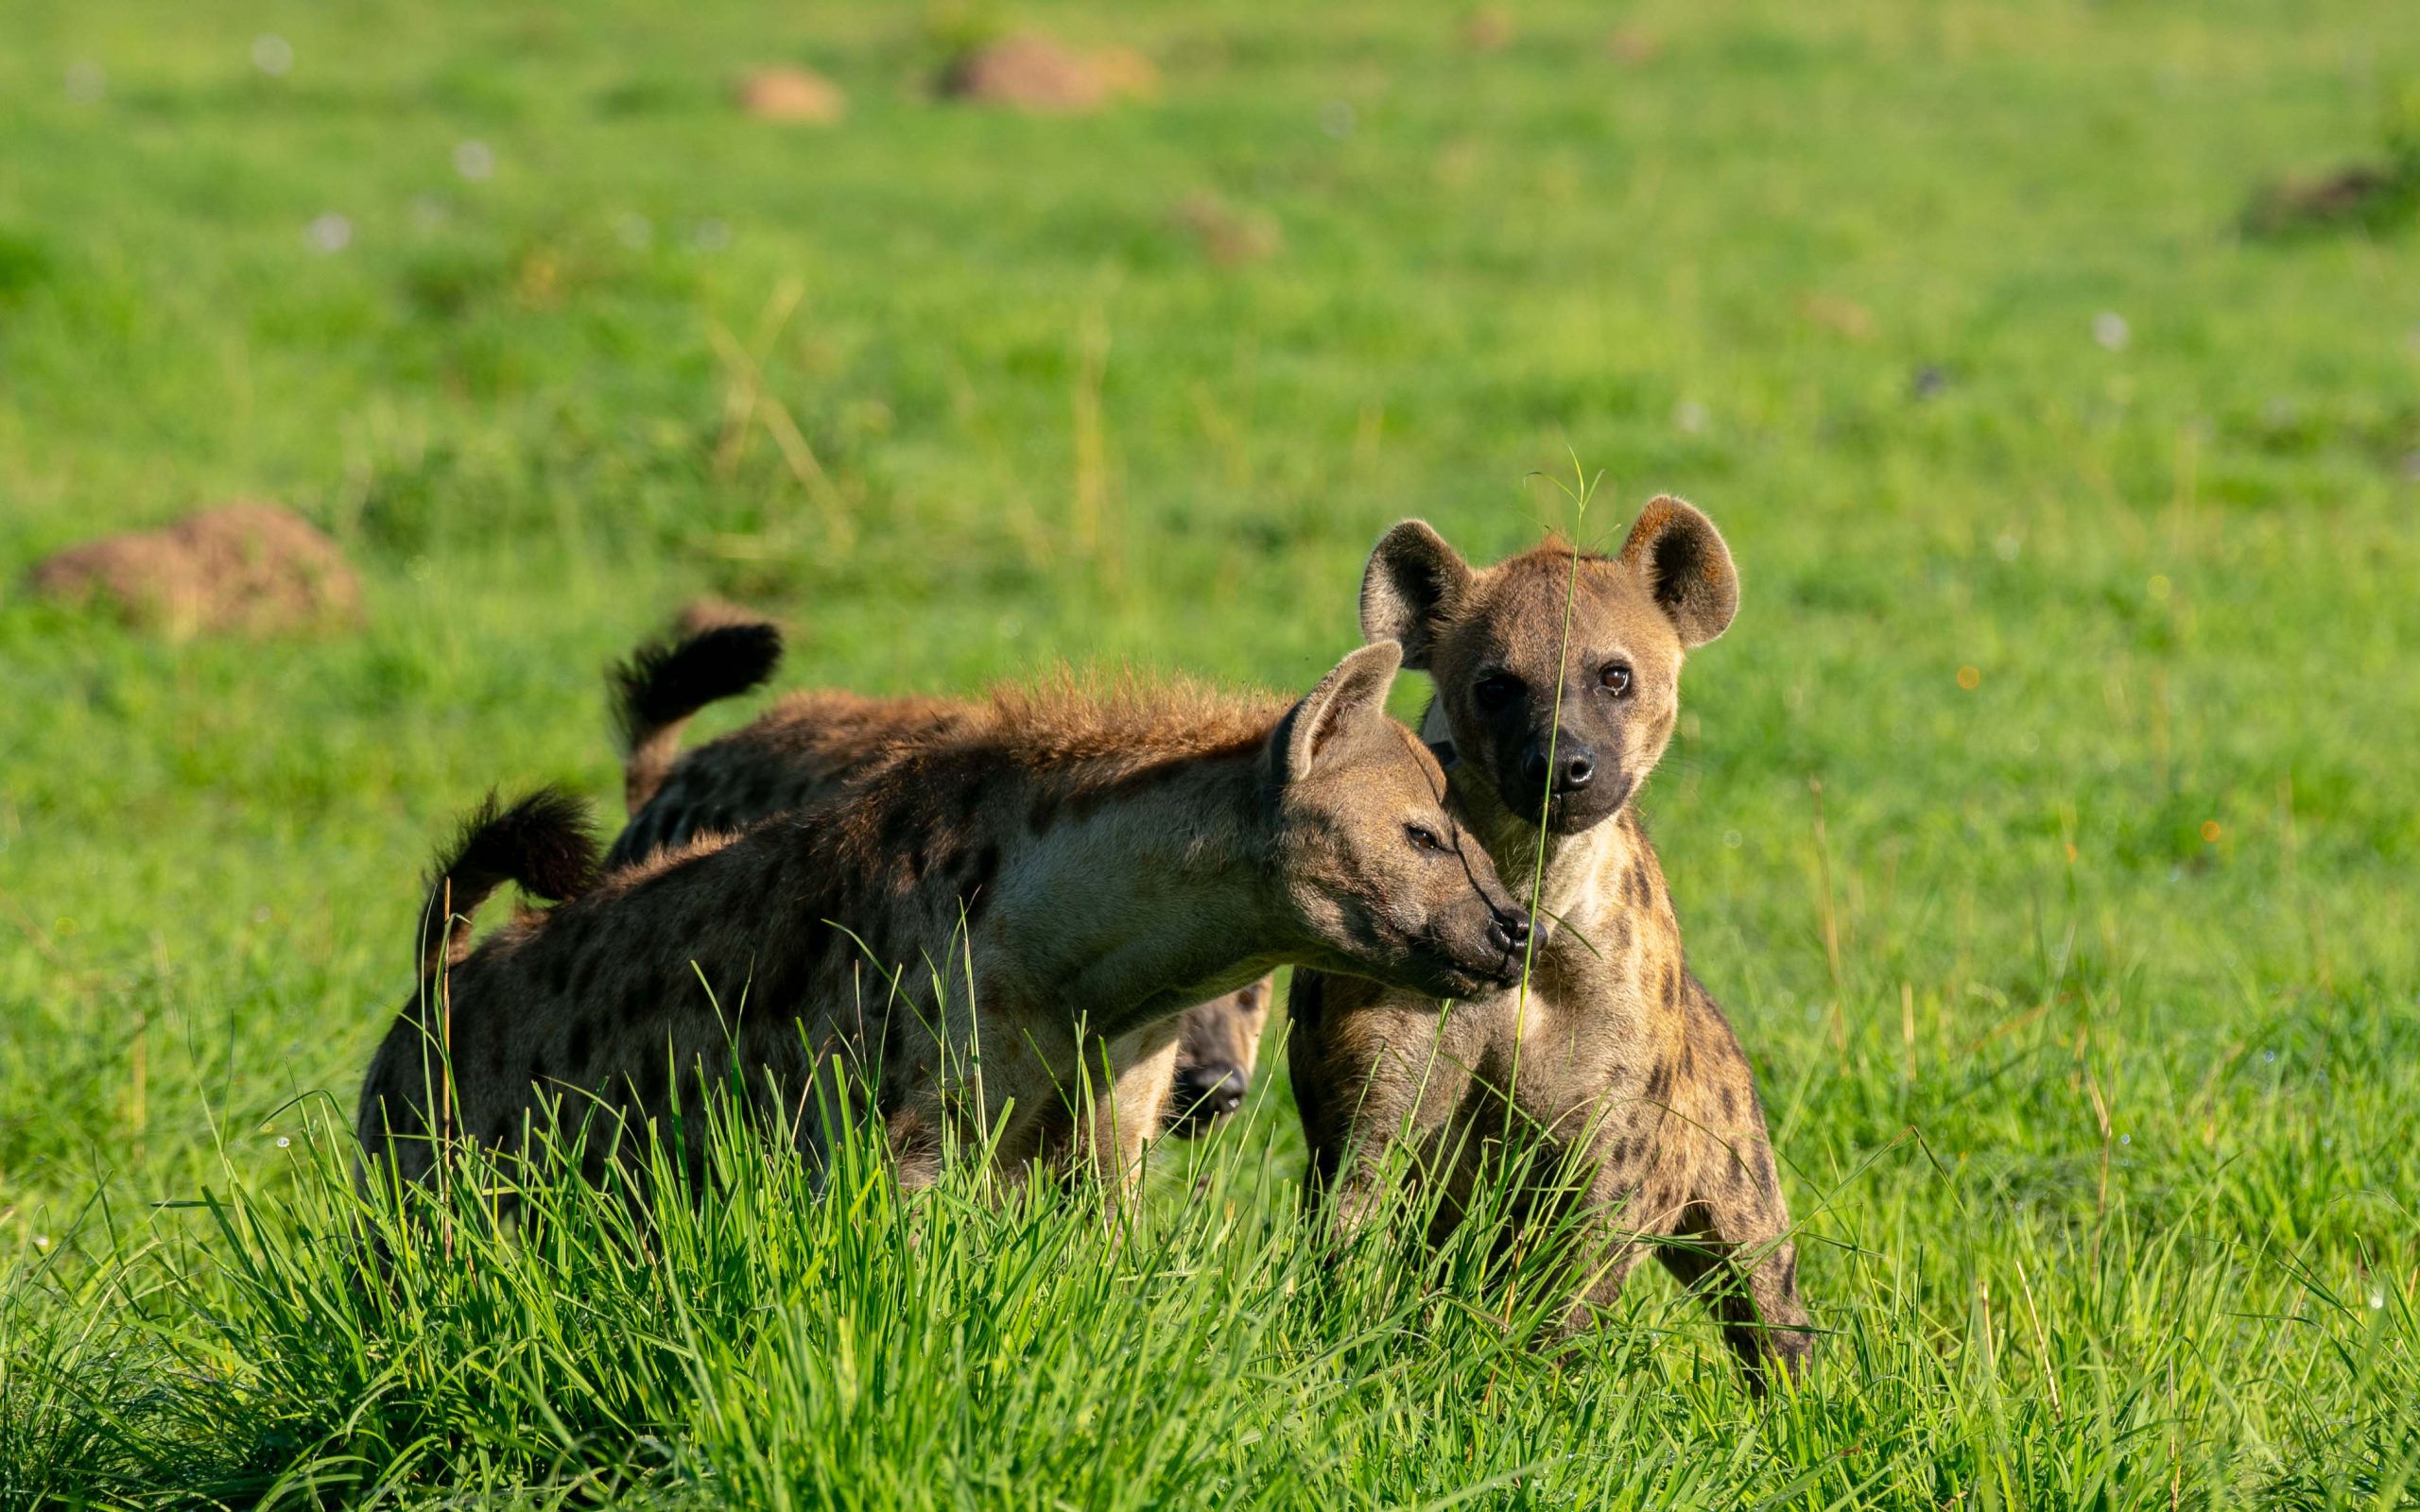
[3,0,2417,1504]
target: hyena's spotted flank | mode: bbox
[1288,501,1815,1389]
[602,607,1273,1138]
[356,643,1530,1201]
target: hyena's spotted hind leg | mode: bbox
[1652,1196,1813,1393]
[1657,1021,1815,1387]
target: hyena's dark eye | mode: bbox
[1405,824,1448,854]
[1599,663,1633,696]
[1474,673,1522,711]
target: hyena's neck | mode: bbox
[989,744,1289,1040]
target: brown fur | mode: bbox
[1289,500,1813,1389]
[358,644,1528,1203]
[606,613,1276,1138]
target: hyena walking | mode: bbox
[357,643,1530,1199]
[603,606,1273,1137]
[1288,501,1815,1388]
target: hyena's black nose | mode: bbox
[1168,1063,1249,1136]
[1519,738,1597,793]
[1487,911,1530,956]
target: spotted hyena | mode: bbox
[356,642,1530,1202]
[602,607,1275,1138]
[1288,500,1813,1388]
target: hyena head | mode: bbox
[1266,642,1530,1000]
[1164,976,1273,1137]
[1359,498,1737,837]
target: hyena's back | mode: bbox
[610,685,975,869]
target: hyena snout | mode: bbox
[1167,1060,1250,1135]
[1517,734,1597,795]
[1443,872,1531,989]
[1485,908,1530,960]
[1503,729,1629,834]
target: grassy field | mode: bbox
[4,0,2418,1504]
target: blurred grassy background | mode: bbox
[2,0,2417,1504]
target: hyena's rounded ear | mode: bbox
[1274,640,1404,786]
[1360,521,1474,672]
[1616,495,1737,648]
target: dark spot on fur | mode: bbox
[1063,783,1111,827]
[544,949,573,997]
[620,980,652,1028]
[960,843,1000,905]
[1646,1060,1673,1101]
[880,799,924,856]
[1664,965,1680,1007]
[527,1051,550,1086]
[755,938,821,1018]
[632,1057,667,1110]
[1027,787,1063,834]
[567,1020,594,1074]
[802,914,835,963]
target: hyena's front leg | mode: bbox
[1652,1023,1813,1389]
[1288,971,1480,1243]
[1651,1153,1810,1388]
[1084,1020,1183,1199]
[1548,1120,1672,1344]
[1288,970,1404,1239]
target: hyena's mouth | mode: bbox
[1503,773,1634,836]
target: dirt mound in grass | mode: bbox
[1605,28,1661,66]
[940,37,1156,113]
[2242,164,2416,237]
[1461,10,1514,53]
[735,65,846,125]
[29,503,362,637]
[1173,193,1281,266]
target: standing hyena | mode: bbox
[1288,500,1814,1388]
[600,607,1274,1137]
[356,643,1531,1201]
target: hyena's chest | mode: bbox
[1471,885,1691,1147]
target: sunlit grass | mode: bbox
[4,0,2417,1503]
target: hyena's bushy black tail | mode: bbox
[418,788,598,977]
[608,604,784,816]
